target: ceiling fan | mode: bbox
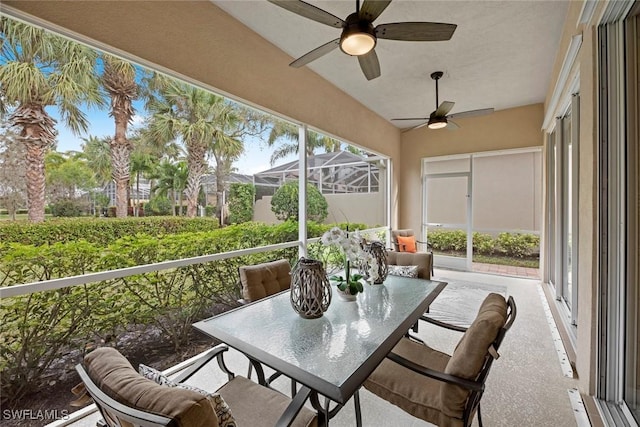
[267,0,456,80]
[393,71,495,130]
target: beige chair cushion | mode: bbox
[217,376,317,427]
[239,259,291,302]
[441,293,508,417]
[85,347,218,427]
[386,251,432,280]
[391,229,415,252]
[364,338,462,427]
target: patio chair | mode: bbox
[238,258,291,304]
[75,345,318,427]
[238,258,292,385]
[388,229,434,278]
[364,293,516,427]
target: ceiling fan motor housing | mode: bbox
[340,12,377,56]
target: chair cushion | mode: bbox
[441,293,508,417]
[396,235,417,253]
[139,364,235,427]
[364,338,464,427]
[85,347,218,427]
[391,229,415,251]
[239,259,291,302]
[217,376,317,427]
[386,251,432,280]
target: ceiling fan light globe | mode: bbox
[427,118,448,129]
[340,32,376,56]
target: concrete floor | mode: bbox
[60,269,579,427]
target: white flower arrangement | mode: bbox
[321,226,379,295]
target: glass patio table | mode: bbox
[193,275,446,422]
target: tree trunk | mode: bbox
[214,159,226,226]
[184,141,207,218]
[111,141,131,218]
[10,104,56,223]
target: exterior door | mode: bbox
[423,171,473,271]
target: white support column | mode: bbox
[387,158,393,247]
[554,117,564,300]
[298,124,308,258]
[466,158,474,271]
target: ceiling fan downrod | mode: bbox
[431,71,443,109]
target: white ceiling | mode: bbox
[213,0,569,129]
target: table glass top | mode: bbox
[195,276,443,395]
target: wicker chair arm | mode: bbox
[386,352,484,392]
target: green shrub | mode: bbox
[271,180,328,222]
[0,219,372,400]
[0,217,221,246]
[427,229,467,252]
[496,232,540,258]
[0,241,104,400]
[427,229,539,258]
[473,232,495,255]
[227,183,255,224]
[146,196,173,216]
[50,199,83,217]
[205,205,215,217]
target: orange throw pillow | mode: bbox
[397,235,417,253]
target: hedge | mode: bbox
[0,217,221,246]
[0,219,368,401]
[427,229,540,258]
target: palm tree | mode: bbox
[146,76,243,218]
[129,148,155,217]
[0,18,104,222]
[151,160,188,216]
[101,54,139,218]
[207,105,255,223]
[267,120,342,165]
[81,135,112,186]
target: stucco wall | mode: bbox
[254,193,385,226]
[399,103,544,234]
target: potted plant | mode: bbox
[321,226,379,301]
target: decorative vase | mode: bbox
[361,241,388,284]
[290,258,332,319]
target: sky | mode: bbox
[48,103,289,176]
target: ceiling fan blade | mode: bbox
[446,120,460,130]
[448,108,495,120]
[375,22,457,41]
[358,49,381,81]
[402,121,430,132]
[268,0,344,28]
[289,39,340,68]
[435,101,455,117]
[359,0,392,22]
[392,117,429,121]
